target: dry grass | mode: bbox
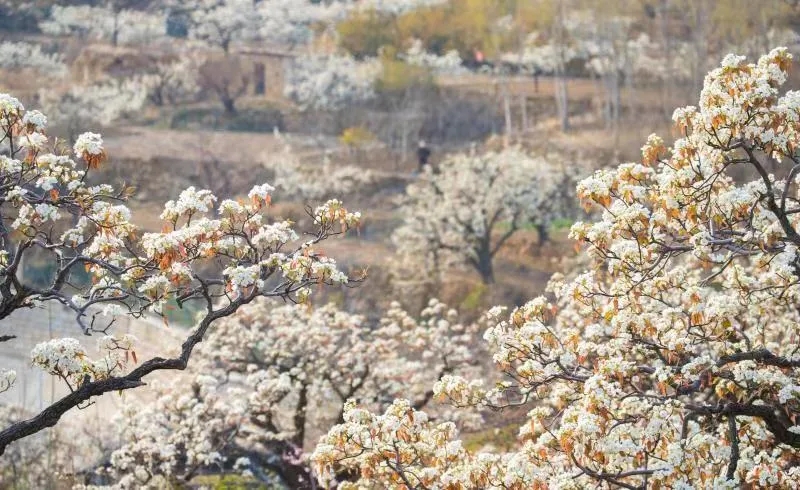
[438,73,599,100]
[104,126,290,162]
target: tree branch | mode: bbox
[726,415,739,481]
[0,291,251,455]
[685,402,800,448]
[717,349,800,369]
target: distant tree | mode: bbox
[284,54,380,111]
[185,0,256,53]
[344,1,510,61]
[141,53,202,107]
[0,42,67,76]
[197,55,250,115]
[38,3,166,46]
[254,0,350,47]
[38,77,149,142]
[336,8,396,59]
[0,0,42,32]
[402,38,465,74]
[181,0,348,52]
[393,147,578,284]
[263,133,376,201]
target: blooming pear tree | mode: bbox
[182,0,347,52]
[355,0,448,15]
[101,298,481,488]
[0,42,67,77]
[39,4,167,46]
[197,55,251,115]
[315,48,800,488]
[0,94,361,456]
[284,54,381,112]
[252,0,349,47]
[39,77,151,134]
[141,54,202,107]
[393,147,577,285]
[38,77,150,142]
[403,39,466,75]
[185,0,257,52]
[263,132,375,202]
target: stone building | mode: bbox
[234,46,298,100]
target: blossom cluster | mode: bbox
[403,39,466,75]
[38,77,149,131]
[39,5,167,46]
[284,54,380,111]
[30,335,137,387]
[263,130,376,201]
[187,0,350,49]
[0,369,15,393]
[0,41,67,76]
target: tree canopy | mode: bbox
[314,47,800,489]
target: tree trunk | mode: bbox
[503,83,512,147]
[241,448,315,489]
[401,115,408,164]
[536,223,550,245]
[476,243,495,285]
[111,11,119,47]
[554,0,570,132]
[149,86,164,107]
[293,383,308,448]
[658,0,673,120]
[555,73,569,132]
[690,2,709,97]
[520,94,528,133]
[221,95,237,115]
[278,457,314,489]
[269,383,313,488]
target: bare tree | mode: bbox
[552,0,570,132]
[197,55,250,115]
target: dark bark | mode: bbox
[277,458,315,490]
[221,96,237,115]
[293,383,308,448]
[686,401,800,448]
[726,415,739,480]
[476,244,494,284]
[536,223,550,245]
